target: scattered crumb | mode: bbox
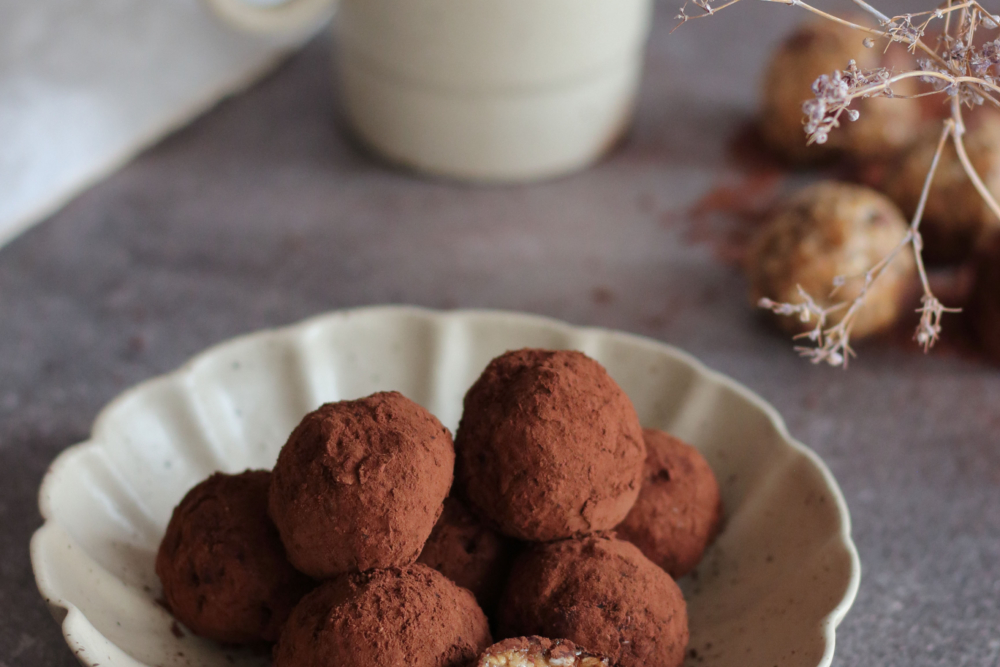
[590,287,615,305]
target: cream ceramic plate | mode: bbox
[31,307,860,667]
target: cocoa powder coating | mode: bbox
[155,470,312,643]
[268,391,454,578]
[474,636,613,667]
[455,349,645,542]
[273,563,492,667]
[416,496,517,613]
[498,534,688,667]
[616,429,723,578]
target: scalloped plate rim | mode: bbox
[30,305,861,667]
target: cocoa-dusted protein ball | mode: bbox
[155,470,312,643]
[883,113,1000,263]
[269,391,454,578]
[747,181,916,340]
[474,637,613,667]
[455,349,645,542]
[416,496,517,613]
[273,563,492,667]
[616,429,723,578]
[761,20,920,164]
[498,535,688,667]
[969,232,1000,364]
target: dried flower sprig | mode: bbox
[678,0,1000,366]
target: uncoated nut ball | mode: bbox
[883,112,1000,263]
[969,232,1000,364]
[498,534,688,667]
[155,470,312,643]
[747,181,916,340]
[616,428,723,578]
[761,20,920,164]
[455,349,645,542]
[268,391,454,578]
[273,564,492,667]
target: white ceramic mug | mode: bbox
[204,0,654,182]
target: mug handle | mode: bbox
[203,0,337,33]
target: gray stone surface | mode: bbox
[2,4,999,666]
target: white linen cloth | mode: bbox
[0,0,319,249]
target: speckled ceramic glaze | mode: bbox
[31,307,860,667]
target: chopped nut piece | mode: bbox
[476,637,611,667]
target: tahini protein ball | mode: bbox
[156,470,312,643]
[269,391,454,578]
[747,181,916,339]
[498,534,688,667]
[969,232,1000,364]
[273,564,492,667]
[761,20,920,164]
[416,496,517,613]
[616,428,723,578]
[455,349,645,542]
[883,112,1000,263]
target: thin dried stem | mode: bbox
[677,0,947,63]
[911,122,960,350]
[851,0,891,24]
[950,99,1000,221]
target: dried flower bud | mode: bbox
[760,20,921,163]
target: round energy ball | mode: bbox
[155,470,312,643]
[761,20,920,164]
[273,564,492,667]
[969,232,1000,364]
[498,535,688,667]
[747,181,916,339]
[455,349,645,542]
[615,429,723,578]
[473,637,612,667]
[416,496,517,613]
[883,113,1000,263]
[269,391,454,578]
